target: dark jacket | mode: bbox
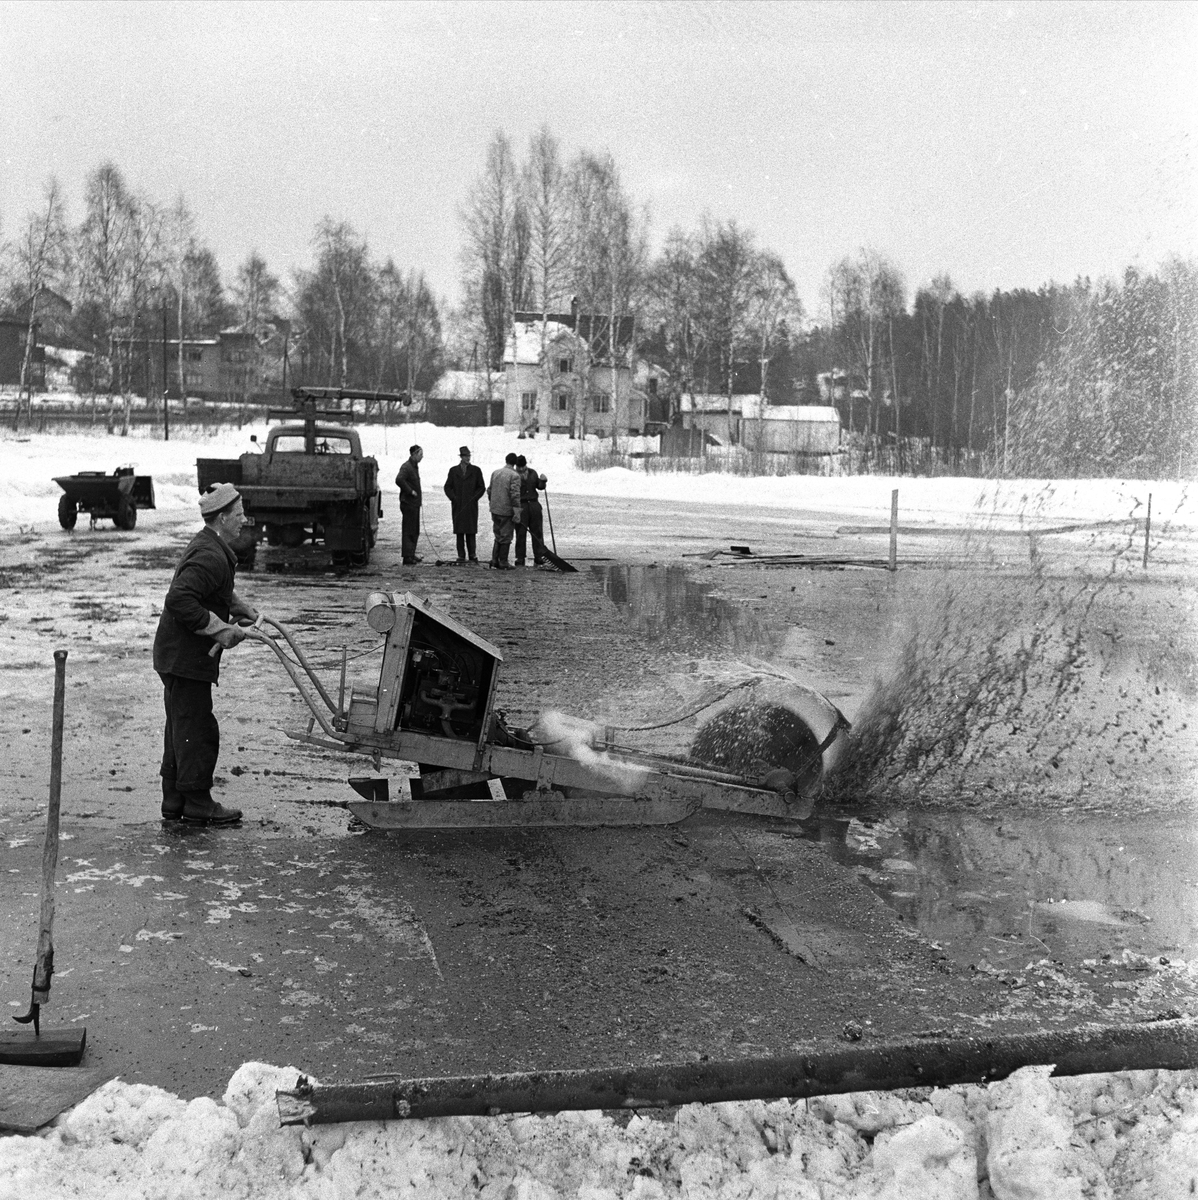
[153,526,237,683]
[396,459,422,509]
[443,462,486,534]
[518,468,547,507]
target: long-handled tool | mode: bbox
[14,650,67,1038]
[537,488,576,572]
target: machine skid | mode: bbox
[257,591,847,831]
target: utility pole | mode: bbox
[161,298,170,442]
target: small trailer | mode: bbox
[246,591,851,830]
[53,467,155,531]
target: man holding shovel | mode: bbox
[152,482,260,826]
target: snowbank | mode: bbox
[1,1062,1194,1198]
[1,425,1190,532]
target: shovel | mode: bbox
[14,650,67,1038]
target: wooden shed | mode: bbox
[738,403,842,455]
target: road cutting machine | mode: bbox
[248,591,851,830]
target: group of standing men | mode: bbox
[396,445,548,569]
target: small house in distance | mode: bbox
[426,370,503,426]
[739,400,843,455]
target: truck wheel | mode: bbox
[281,525,307,548]
[115,496,138,530]
[57,495,77,530]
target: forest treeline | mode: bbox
[3,132,1194,478]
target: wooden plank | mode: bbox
[348,795,699,830]
[0,1065,112,1135]
[0,1027,87,1067]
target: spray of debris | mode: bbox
[824,489,1196,811]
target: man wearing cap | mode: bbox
[443,445,486,564]
[513,455,548,567]
[396,445,423,565]
[152,483,260,826]
[486,452,523,570]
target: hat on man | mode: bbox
[199,482,240,516]
[459,446,471,456]
[515,455,527,468]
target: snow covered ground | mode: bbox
[1,421,1194,1194]
[1,421,1189,535]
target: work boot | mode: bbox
[161,779,185,821]
[514,558,526,567]
[181,791,243,827]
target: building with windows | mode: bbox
[113,328,275,400]
[503,305,646,437]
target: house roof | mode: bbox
[741,401,841,424]
[507,310,635,366]
[505,319,576,367]
[679,393,761,414]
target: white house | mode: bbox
[503,307,643,437]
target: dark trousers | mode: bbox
[159,673,219,795]
[401,503,420,561]
[455,532,477,560]
[490,513,514,564]
[515,502,546,563]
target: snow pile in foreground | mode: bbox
[1,1062,1193,1198]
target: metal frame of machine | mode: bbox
[247,591,850,830]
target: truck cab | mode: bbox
[197,391,398,567]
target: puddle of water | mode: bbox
[593,564,783,658]
[595,562,1198,969]
[797,809,1198,969]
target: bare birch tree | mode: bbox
[521,126,569,437]
[647,229,702,425]
[162,197,196,403]
[460,130,530,426]
[13,177,70,427]
[694,218,758,444]
[77,161,132,394]
[232,251,279,339]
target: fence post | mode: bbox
[1143,493,1152,569]
[889,489,899,572]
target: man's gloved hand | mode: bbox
[513,508,523,525]
[212,624,248,649]
[232,607,260,625]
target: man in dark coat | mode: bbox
[443,445,486,563]
[396,444,423,564]
[514,454,548,566]
[152,483,260,826]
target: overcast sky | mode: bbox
[2,0,1195,317]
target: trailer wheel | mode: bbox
[115,496,138,530]
[57,494,77,530]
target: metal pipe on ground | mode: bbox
[276,1019,1198,1126]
